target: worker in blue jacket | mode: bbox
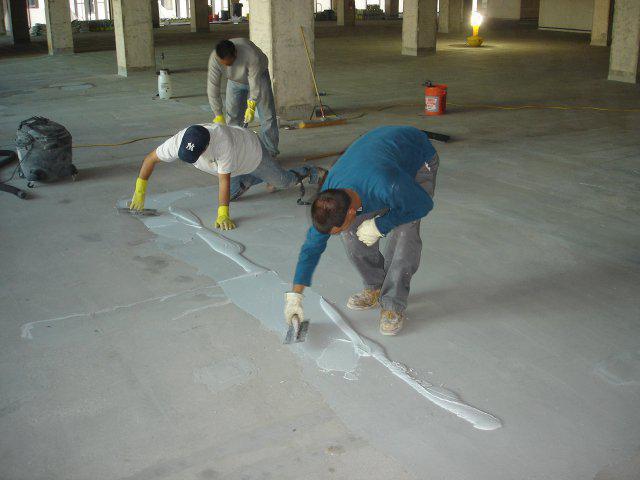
[284,126,439,336]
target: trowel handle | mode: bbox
[291,314,300,335]
[422,130,451,143]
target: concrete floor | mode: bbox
[1,23,639,480]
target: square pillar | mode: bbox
[6,0,30,44]
[591,0,611,46]
[438,0,464,33]
[608,0,640,83]
[44,0,74,54]
[385,0,399,18]
[402,0,437,56]
[151,0,160,28]
[336,0,355,26]
[250,0,315,120]
[190,0,208,32]
[112,0,155,77]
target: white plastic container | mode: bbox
[158,69,172,100]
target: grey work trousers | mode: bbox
[340,153,439,314]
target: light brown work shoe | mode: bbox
[379,310,405,336]
[346,288,380,310]
[314,167,328,186]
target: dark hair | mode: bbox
[311,189,351,234]
[216,40,236,60]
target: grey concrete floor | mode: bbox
[1,23,639,480]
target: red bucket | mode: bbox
[424,84,447,116]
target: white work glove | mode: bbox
[356,218,384,246]
[284,292,304,326]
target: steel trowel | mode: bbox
[284,314,309,344]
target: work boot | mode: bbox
[310,167,328,185]
[379,310,405,336]
[346,288,380,310]
[293,167,328,186]
[317,167,329,188]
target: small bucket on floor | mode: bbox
[424,83,447,116]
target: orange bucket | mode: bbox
[424,84,447,116]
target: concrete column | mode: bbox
[438,0,464,33]
[385,0,399,16]
[591,0,611,46]
[190,0,209,32]
[402,0,437,56]
[151,0,160,28]
[608,0,640,83]
[44,0,73,54]
[112,0,155,77]
[462,0,472,31]
[336,0,355,26]
[385,0,399,17]
[1,0,6,35]
[6,0,30,44]
[250,0,315,120]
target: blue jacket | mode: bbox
[293,126,436,286]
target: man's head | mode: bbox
[311,189,358,235]
[216,40,237,66]
[178,125,210,163]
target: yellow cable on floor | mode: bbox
[366,102,640,113]
[447,102,640,113]
[71,101,639,149]
[73,135,171,148]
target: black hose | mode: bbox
[0,149,28,199]
[0,183,27,199]
[0,150,17,168]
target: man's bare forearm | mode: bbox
[138,150,160,180]
[218,173,231,207]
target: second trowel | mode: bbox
[116,206,159,216]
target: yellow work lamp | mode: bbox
[466,11,484,47]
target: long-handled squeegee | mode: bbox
[298,27,346,129]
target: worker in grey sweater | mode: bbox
[207,38,279,157]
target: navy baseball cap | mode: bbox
[178,125,210,163]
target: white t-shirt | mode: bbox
[155,124,262,176]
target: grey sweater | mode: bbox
[207,38,269,116]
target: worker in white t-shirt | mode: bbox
[128,124,325,230]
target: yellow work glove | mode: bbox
[215,205,236,230]
[130,177,147,210]
[213,114,226,125]
[244,100,257,124]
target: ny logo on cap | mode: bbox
[186,142,195,151]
